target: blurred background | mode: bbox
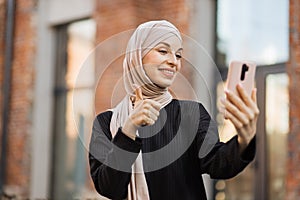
[0,0,299,199]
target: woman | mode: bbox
[89,20,259,200]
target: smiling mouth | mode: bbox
[159,69,175,78]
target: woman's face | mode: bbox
[142,35,183,88]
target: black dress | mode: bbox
[89,99,256,200]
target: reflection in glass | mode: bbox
[266,73,289,200]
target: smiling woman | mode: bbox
[89,20,259,200]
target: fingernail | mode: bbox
[219,106,225,113]
[220,97,226,103]
[225,89,230,95]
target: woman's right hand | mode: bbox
[122,88,161,139]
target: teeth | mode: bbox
[161,69,174,75]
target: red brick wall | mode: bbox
[94,0,191,114]
[286,0,300,199]
[133,0,189,34]
[2,0,36,196]
[94,0,135,113]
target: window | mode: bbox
[215,0,289,199]
[265,73,289,200]
[52,19,97,199]
[215,69,289,200]
[216,0,289,66]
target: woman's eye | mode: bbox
[158,49,168,54]
[176,54,182,59]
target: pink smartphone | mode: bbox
[226,60,256,97]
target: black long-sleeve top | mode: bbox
[89,99,256,200]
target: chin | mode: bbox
[155,81,173,89]
[152,75,176,88]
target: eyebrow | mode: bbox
[157,42,183,52]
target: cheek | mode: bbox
[177,62,182,71]
[143,52,163,64]
[143,64,156,80]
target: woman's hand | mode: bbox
[122,88,161,140]
[221,84,260,153]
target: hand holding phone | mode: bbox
[226,60,256,97]
[223,60,259,151]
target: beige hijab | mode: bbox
[110,20,182,200]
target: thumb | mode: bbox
[135,87,143,102]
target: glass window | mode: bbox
[216,0,289,66]
[266,73,289,200]
[52,19,98,199]
[215,71,289,200]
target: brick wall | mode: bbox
[94,0,191,114]
[286,0,300,199]
[133,0,190,34]
[1,0,36,196]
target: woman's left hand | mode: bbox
[221,84,260,153]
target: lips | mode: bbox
[159,68,176,78]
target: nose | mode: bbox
[167,52,178,67]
